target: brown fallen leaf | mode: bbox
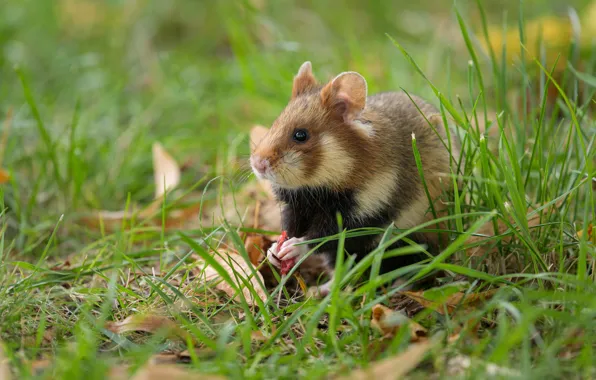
[105,314,188,341]
[250,330,270,342]
[402,289,498,316]
[244,235,267,266]
[577,223,594,243]
[152,142,181,199]
[109,363,225,380]
[0,169,9,185]
[196,250,268,306]
[146,354,180,365]
[80,142,200,231]
[338,340,433,380]
[29,359,52,375]
[0,341,11,380]
[371,304,427,343]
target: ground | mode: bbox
[0,0,595,379]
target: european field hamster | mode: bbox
[250,61,461,296]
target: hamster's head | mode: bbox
[250,61,373,190]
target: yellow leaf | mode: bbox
[339,340,432,380]
[481,16,572,68]
[0,169,9,184]
[577,223,594,243]
[152,142,181,199]
[197,250,267,306]
[370,304,427,342]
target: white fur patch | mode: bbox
[276,150,306,187]
[307,134,355,187]
[354,170,397,220]
[393,193,430,229]
[351,120,374,137]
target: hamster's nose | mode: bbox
[250,155,271,175]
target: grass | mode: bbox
[1,0,595,378]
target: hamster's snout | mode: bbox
[250,155,271,177]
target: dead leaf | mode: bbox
[371,304,427,342]
[577,223,594,243]
[250,330,270,342]
[0,169,9,185]
[244,235,267,266]
[30,359,51,375]
[42,328,55,344]
[147,354,180,365]
[339,340,432,380]
[105,314,188,341]
[109,363,225,380]
[0,341,11,380]
[152,142,181,199]
[402,289,497,315]
[196,250,267,306]
[80,143,200,231]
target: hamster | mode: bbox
[250,61,460,296]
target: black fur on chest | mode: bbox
[274,186,424,273]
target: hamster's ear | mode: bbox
[292,61,317,98]
[321,71,367,122]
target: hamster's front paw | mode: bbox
[266,242,281,268]
[276,237,307,262]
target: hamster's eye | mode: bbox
[292,129,309,143]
